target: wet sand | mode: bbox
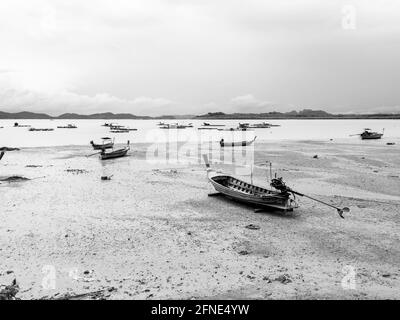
[1,140,399,299]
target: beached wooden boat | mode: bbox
[203,155,349,217]
[208,175,297,211]
[90,137,114,150]
[100,142,130,160]
[220,136,256,147]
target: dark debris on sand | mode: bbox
[0,279,19,300]
[0,176,30,182]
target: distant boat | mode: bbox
[361,128,384,140]
[218,127,253,131]
[159,123,187,129]
[110,127,137,133]
[109,125,124,130]
[29,128,54,132]
[198,127,219,130]
[251,122,280,128]
[350,128,384,140]
[90,137,114,150]
[220,136,256,147]
[57,124,77,129]
[100,141,130,160]
[203,122,225,127]
[239,122,280,129]
[14,122,31,127]
[102,123,114,127]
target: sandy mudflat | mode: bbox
[0,140,399,299]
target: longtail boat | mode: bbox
[90,137,114,150]
[220,136,256,147]
[203,155,349,217]
[209,174,297,211]
[350,128,384,140]
[100,141,130,160]
[361,128,384,140]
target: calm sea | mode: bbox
[1,119,399,147]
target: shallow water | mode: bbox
[0,118,399,147]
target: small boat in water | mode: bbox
[14,122,31,127]
[361,128,384,140]
[239,122,280,129]
[90,137,114,150]
[159,123,187,129]
[29,128,54,132]
[218,127,253,131]
[351,128,384,140]
[57,124,77,129]
[100,141,130,160]
[220,136,256,147]
[203,122,225,127]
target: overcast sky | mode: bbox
[0,0,399,116]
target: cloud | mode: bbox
[230,94,275,113]
[0,86,175,116]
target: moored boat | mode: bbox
[29,128,54,131]
[361,128,384,140]
[90,137,114,150]
[203,122,225,127]
[57,124,77,129]
[220,136,256,147]
[100,141,130,160]
[351,128,384,140]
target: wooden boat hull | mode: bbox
[220,137,256,147]
[91,142,113,150]
[100,148,129,160]
[209,175,297,211]
[361,133,383,139]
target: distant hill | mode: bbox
[196,109,400,119]
[1,109,400,119]
[0,111,53,119]
[0,111,153,119]
[57,112,152,119]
